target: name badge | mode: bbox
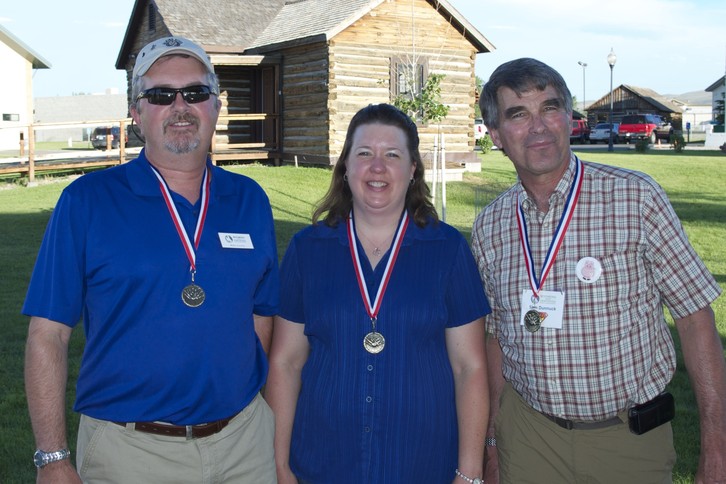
[520,290,565,331]
[218,232,254,249]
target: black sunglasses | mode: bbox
[136,85,217,105]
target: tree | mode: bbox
[714,98,724,126]
[393,73,449,125]
[475,75,484,118]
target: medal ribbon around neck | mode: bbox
[148,164,211,277]
[347,210,409,333]
[516,157,583,297]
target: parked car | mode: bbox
[590,122,620,144]
[570,119,590,143]
[91,126,121,150]
[618,114,673,144]
[474,118,487,140]
[91,125,144,150]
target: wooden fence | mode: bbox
[1,113,281,183]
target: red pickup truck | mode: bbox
[570,119,590,143]
[618,114,673,144]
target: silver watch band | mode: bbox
[485,436,497,447]
[34,448,71,468]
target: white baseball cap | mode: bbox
[133,36,215,78]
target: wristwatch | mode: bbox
[33,448,71,468]
[455,468,483,484]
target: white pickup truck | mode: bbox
[474,118,487,140]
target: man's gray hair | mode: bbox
[479,58,573,129]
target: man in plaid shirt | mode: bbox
[472,57,725,483]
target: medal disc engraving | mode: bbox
[524,310,541,333]
[182,283,206,307]
[363,331,385,354]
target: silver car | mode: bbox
[590,122,620,144]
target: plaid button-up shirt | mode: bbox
[472,155,721,420]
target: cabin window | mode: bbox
[391,57,428,99]
[3,113,19,122]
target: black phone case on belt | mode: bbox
[628,392,675,435]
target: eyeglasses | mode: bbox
[136,85,217,105]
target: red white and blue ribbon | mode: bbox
[148,164,211,274]
[347,210,409,321]
[516,157,583,296]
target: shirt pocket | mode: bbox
[569,250,651,338]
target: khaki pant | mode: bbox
[77,393,277,484]
[496,383,676,484]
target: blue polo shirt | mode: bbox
[23,151,279,425]
[279,217,491,484]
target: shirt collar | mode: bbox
[126,148,234,199]
[518,152,579,211]
[324,214,446,247]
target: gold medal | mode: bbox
[524,309,542,333]
[182,283,205,307]
[363,331,385,354]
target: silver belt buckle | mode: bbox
[185,425,194,440]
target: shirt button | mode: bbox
[366,396,372,403]
[367,365,373,371]
[364,426,371,432]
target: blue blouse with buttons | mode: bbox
[279,216,491,484]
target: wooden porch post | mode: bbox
[28,124,35,184]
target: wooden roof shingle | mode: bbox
[622,85,683,113]
[116,0,493,67]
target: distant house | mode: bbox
[706,75,725,103]
[586,85,684,129]
[116,0,494,166]
[705,75,725,148]
[706,76,725,124]
[680,103,713,133]
[0,25,50,151]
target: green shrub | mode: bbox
[478,134,494,154]
[670,133,686,153]
[634,139,650,153]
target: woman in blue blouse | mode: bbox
[266,104,490,484]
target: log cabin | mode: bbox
[116,0,494,167]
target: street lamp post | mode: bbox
[578,61,587,114]
[607,48,617,152]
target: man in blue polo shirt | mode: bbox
[23,37,279,483]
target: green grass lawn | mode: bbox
[1,147,724,483]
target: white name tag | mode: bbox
[520,290,565,330]
[218,232,254,249]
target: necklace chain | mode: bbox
[358,230,391,258]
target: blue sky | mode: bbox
[2,0,724,103]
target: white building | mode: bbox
[0,25,50,151]
[705,75,725,148]
[34,93,129,143]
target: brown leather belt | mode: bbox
[542,412,623,430]
[113,416,233,440]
